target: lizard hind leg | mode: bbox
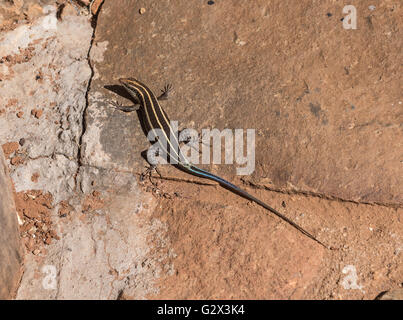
[140,164,162,183]
[140,148,163,183]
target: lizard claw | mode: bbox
[158,83,173,100]
[162,83,173,94]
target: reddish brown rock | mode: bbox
[31,108,43,119]
[1,142,19,159]
[94,0,402,206]
[90,0,402,299]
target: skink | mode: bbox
[118,77,330,249]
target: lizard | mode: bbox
[114,77,331,249]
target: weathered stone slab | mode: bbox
[91,0,402,206]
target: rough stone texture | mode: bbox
[0,6,90,203]
[95,0,402,206]
[1,1,173,299]
[91,0,401,299]
[149,185,402,299]
[0,0,401,299]
[377,288,403,300]
[0,148,23,299]
[16,168,171,299]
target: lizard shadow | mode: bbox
[104,84,174,166]
[104,84,214,174]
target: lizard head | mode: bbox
[119,77,144,101]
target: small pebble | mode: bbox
[369,5,376,11]
[139,7,146,14]
[31,108,43,119]
[10,156,23,166]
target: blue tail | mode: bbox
[182,164,329,249]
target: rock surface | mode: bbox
[377,288,403,300]
[1,1,171,299]
[95,0,402,206]
[0,0,401,299]
[0,148,23,299]
[88,0,403,299]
